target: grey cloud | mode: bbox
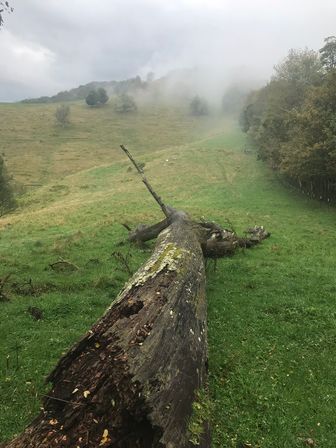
[1,0,336,101]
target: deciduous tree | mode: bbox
[97,87,109,105]
[114,93,137,113]
[190,95,208,116]
[319,36,336,72]
[55,104,71,127]
[85,90,99,106]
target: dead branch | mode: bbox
[202,225,270,258]
[120,144,171,218]
[111,250,133,275]
[128,216,172,243]
[49,258,79,272]
[121,222,132,232]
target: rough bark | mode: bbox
[6,215,209,448]
[201,225,270,258]
[4,144,270,448]
[128,217,172,243]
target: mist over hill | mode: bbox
[20,67,262,112]
[21,76,144,104]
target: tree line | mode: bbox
[241,36,336,202]
[21,76,147,104]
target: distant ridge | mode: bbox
[21,76,146,104]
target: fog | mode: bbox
[1,0,335,101]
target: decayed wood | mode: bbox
[6,215,209,448]
[4,145,270,448]
[128,217,172,243]
[201,225,270,258]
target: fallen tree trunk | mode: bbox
[4,146,270,448]
[6,215,210,448]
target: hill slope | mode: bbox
[20,76,144,104]
[0,103,336,447]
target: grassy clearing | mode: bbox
[0,101,335,447]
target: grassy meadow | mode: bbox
[0,100,336,447]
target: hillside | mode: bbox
[0,101,219,185]
[19,70,193,105]
[20,77,144,104]
[0,102,336,447]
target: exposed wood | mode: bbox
[6,216,210,448]
[4,146,270,448]
[202,225,270,258]
[128,217,172,243]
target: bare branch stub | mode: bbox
[120,147,270,256]
[49,258,79,272]
[120,144,170,218]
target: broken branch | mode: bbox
[120,144,170,218]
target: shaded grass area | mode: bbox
[0,104,335,447]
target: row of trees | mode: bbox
[57,88,243,126]
[21,76,150,104]
[189,89,248,116]
[241,36,336,202]
[59,91,237,122]
[84,89,138,112]
[54,92,138,126]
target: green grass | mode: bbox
[0,101,335,447]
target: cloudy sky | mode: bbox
[1,0,335,101]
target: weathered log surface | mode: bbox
[4,144,270,448]
[128,217,172,243]
[6,216,209,448]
